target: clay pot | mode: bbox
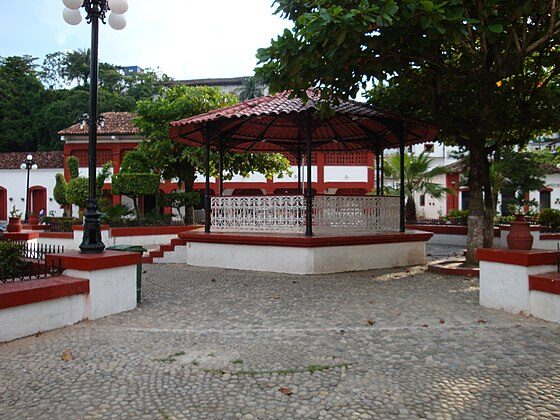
[28,214,39,225]
[7,217,22,233]
[506,215,533,250]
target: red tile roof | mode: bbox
[58,112,139,136]
[170,91,439,153]
[0,151,64,170]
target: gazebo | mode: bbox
[166,91,438,274]
[167,91,437,274]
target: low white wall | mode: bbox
[427,234,467,247]
[530,291,560,323]
[479,261,558,320]
[182,241,426,274]
[37,237,74,249]
[109,234,177,248]
[0,294,88,343]
[65,265,136,319]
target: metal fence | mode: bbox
[0,242,65,284]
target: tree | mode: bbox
[236,76,265,100]
[0,56,44,152]
[134,85,291,191]
[495,147,548,213]
[161,191,200,224]
[53,173,70,208]
[111,150,160,218]
[66,162,112,212]
[383,152,451,223]
[256,1,560,264]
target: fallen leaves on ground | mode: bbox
[269,296,281,300]
[439,319,445,324]
[61,350,73,362]
[279,387,293,395]
[477,319,487,324]
[421,324,429,328]
[365,319,375,326]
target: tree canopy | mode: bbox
[256,0,560,263]
[0,51,169,152]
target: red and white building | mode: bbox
[59,111,377,213]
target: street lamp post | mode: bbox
[20,155,38,223]
[62,0,128,254]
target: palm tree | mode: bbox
[236,76,264,101]
[383,151,452,222]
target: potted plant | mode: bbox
[27,212,39,225]
[7,206,23,233]
[506,202,534,250]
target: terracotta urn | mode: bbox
[28,214,39,225]
[506,214,533,250]
[7,217,22,233]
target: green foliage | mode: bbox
[161,191,201,224]
[67,156,79,179]
[112,173,160,197]
[537,208,560,232]
[66,177,89,209]
[0,242,25,280]
[53,173,69,206]
[99,203,135,225]
[65,162,112,209]
[120,149,152,174]
[9,205,22,218]
[112,173,160,218]
[495,148,547,207]
[444,210,469,226]
[236,76,265,100]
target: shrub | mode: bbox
[161,191,201,224]
[67,156,79,179]
[444,209,468,225]
[112,173,160,217]
[0,241,25,280]
[537,208,560,231]
[53,173,69,206]
[66,177,89,209]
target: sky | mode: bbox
[0,0,290,80]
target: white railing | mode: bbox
[210,195,400,233]
[211,195,305,233]
[313,195,400,233]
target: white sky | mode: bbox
[0,0,290,80]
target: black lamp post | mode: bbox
[62,0,128,253]
[20,154,38,223]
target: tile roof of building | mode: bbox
[58,112,139,136]
[0,151,64,170]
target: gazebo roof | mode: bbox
[169,91,439,153]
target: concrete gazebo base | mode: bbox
[163,230,433,275]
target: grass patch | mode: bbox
[157,407,171,420]
[156,351,186,364]
[191,360,200,366]
[202,363,351,376]
[207,352,217,358]
[231,359,244,365]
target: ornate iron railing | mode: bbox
[313,195,400,233]
[211,195,305,233]
[210,195,400,233]
[0,242,65,283]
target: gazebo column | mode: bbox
[305,113,313,236]
[218,136,224,196]
[204,127,211,233]
[398,126,406,232]
[380,148,385,196]
[375,142,381,196]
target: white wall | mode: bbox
[323,166,368,182]
[0,168,63,221]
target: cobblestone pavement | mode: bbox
[1,245,559,419]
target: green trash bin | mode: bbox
[106,245,147,303]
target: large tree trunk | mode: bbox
[405,196,417,223]
[482,157,495,248]
[466,141,486,265]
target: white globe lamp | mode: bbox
[62,0,83,10]
[63,7,82,25]
[108,12,126,30]
[108,0,128,14]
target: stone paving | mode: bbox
[1,245,559,419]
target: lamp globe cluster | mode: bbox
[62,0,128,30]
